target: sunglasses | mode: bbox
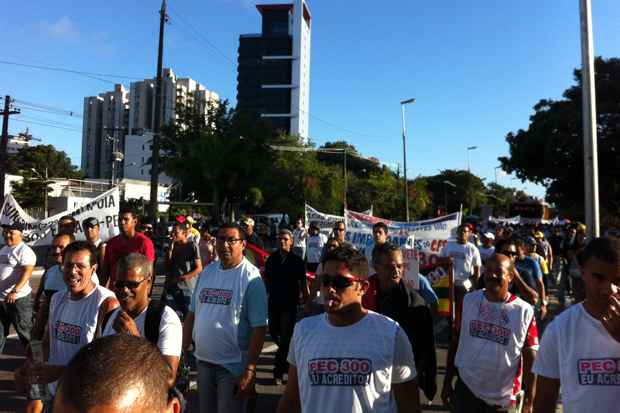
[500,250,518,257]
[321,274,363,289]
[114,277,150,290]
[334,228,345,232]
[216,237,243,245]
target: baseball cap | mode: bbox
[482,232,495,240]
[186,216,195,225]
[241,217,254,227]
[534,231,544,239]
[1,222,25,232]
[174,220,190,230]
[82,217,99,228]
[524,236,537,246]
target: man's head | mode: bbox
[172,221,189,242]
[50,233,75,265]
[119,208,138,236]
[372,243,404,289]
[62,241,98,297]
[534,231,545,241]
[483,253,514,300]
[53,334,179,413]
[82,217,100,244]
[58,215,77,235]
[321,246,369,314]
[333,221,346,242]
[325,237,341,253]
[495,226,505,240]
[372,222,389,245]
[2,222,24,246]
[114,253,152,314]
[215,223,246,268]
[278,229,293,254]
[578,237,620,312]
[457,224,472,244]
[515,238,528,258]
[240,217,254,236]
[482,232,495,247]
[185,215,195,228]
[309,222,320,236]
[553,226,562,236]
[567,226,577,238]
[495,239,518,263]
[524,237,538,254]
[295,218,304,229]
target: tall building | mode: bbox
[82,70,218,182]
[81,84,129,179]
[237,0,311,141]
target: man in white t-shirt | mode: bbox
[17,241,118,411]
[292,218,308,259]
[277,245,421,413]
[478,232,496,264]
[441,224,481,294]
[0,222,37,354]
[533,237,620,413]
[305,222,327,273]
[101,253,181,388]
[442,253,539,413]
[183,223,268,413]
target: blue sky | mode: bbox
[2,0,620,199]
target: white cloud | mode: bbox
[49,16,79,40]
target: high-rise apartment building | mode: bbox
[237,0,311,141]
[81,70,218,182]
[81,84,129,179]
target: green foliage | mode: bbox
[7,144,82,209]
[426,170,487,216]
[499,57,620,224]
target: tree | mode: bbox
[160,100,276,219]
[499,57,620,225]
[7,145,83,209]
[426,170,487,216]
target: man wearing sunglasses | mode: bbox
[489,239,539,306]
[101,253,182,388]
[278,246,421,413]
[183,223,267,413]
[23,241,118,407]
[332,221,354,249]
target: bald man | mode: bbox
[53,334,180,413]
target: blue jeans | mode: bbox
[197,360,247,413]
[0,294,33,353]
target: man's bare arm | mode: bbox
[533,376,560,413]
[277,366,301,413]
[393,378,421,413]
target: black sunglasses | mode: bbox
[114,277,150,290]
[321,274,362,289]
[500,250,518,257]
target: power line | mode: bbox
[0,60,141,84]
[12,118,81,132]
[19,115,80,129]
[14,99,83,118]
[168,7,236,65]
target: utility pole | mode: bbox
[343,147,347,213]
[400,98,415,222]
[1,96,20,200]
[580,0,600,239]
[149,0,167,220]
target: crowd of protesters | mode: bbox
[0,207,618,413]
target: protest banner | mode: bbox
[0,187,120,246]
[304,204,344,236]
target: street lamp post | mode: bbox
[494,166,502,184]
[443,180,456,212]
[466,146,477,173]
[579,0,600,238]
[400,97,415,222]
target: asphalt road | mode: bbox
[0,269,563,413]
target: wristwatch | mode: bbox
[541,299,548,306]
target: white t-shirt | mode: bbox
[48,285,116,395]
[455,289,538,407]
[306,233,327,264]
[533,303,620,413]
[288,311,416,413]
[102,305,182,357]
[293,228,307,249]
[0,242,36,300]
[440,241,481,285]
[192,258,262,365]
